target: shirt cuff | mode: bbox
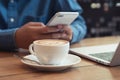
[0,28,18,51]
[70,23,87,44]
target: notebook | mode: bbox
[70,43,120,66]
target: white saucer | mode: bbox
[21,54,81,71]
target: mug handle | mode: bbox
[29,44,35,55]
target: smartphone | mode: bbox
[46,12,79,26]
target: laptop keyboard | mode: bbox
[89,52,115,62]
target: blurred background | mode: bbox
[77,0,120,38]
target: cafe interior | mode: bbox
[0,0,120,80]
[77,0,120,38]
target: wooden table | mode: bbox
[0,36,120,80]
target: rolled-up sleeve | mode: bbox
[71,15,87,43]
[0,28,18,51]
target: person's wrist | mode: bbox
[14,28,22,48]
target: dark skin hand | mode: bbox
[15,22,73,49]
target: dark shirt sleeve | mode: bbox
[0,28,18,51]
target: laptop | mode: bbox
[70,43,120,66]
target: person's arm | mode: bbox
[55,0,87,43]
[70,16,87,43]
[0,29,18,51]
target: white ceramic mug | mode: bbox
[29,39,70,65]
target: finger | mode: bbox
[52,32,72,41]
[36,32,71,41]
[37,33,64,39]
[36,33,59,39]
[51,32,69,39]
[57,25,72,39]
[26,22,45,26]
[39,27,61,33]
[60,33,71,41]
[52,33,64,39]
[63,25,72,35]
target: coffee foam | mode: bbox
[35,39,68,46]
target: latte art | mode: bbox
[35,39,68,46]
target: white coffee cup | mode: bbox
[29,39,70,65]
